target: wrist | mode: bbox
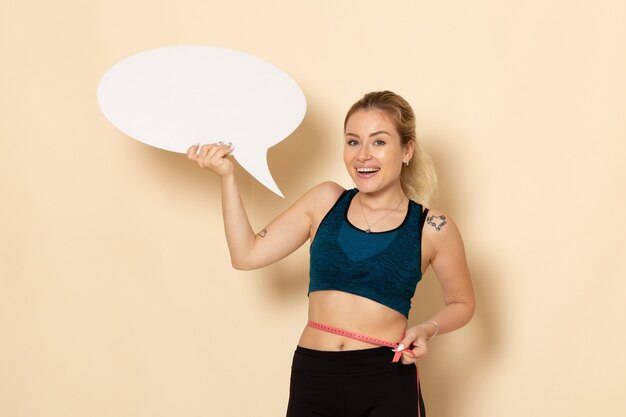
[418,320,439,340]
[220,173,236,185]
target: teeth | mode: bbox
[358,168,379,173]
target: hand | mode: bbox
[396,325,429,365]
[186,142,235,178]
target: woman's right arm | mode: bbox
[187,143,343,270]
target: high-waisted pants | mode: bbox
[286,346,425,417]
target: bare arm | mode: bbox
[398,210,475,363]
[219,173,319,270]
[187,143,343,270]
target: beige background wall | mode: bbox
[1,1,625,416]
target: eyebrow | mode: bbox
[345,130,392,138]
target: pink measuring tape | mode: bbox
[307,320,423,416]
[307,320,418,362]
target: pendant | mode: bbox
[365,228,371,233]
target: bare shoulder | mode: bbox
[423,208,456,234]
[299,181,345,215]
[422,208,466,257]
[289,182,344,234]
[273,182,344,225]
[307,181,346,201]
[423,208,462,238]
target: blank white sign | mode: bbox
[97,45,307,197]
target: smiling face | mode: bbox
[343,109,414,195]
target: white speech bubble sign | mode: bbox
[97,45,307,197]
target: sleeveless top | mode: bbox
[309,188,429,318]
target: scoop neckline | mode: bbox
[344,189,412,234]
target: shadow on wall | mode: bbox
[409,136,502,417]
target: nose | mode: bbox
[356,144,371,161]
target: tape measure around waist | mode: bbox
[307,320,417,363]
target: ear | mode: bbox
[404,140,415,162]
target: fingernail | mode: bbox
[396,344,405,352]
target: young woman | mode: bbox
[187,91,475,417]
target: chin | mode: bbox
[353,181,381,194]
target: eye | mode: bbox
[346,139,359,146]
[373,139,386,146]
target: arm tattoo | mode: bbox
[257,228,267,237]
[426,215,447,231]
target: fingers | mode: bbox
[396,332,428,365]
[204,142,233,162]
[186,142,233,157]
[197,143,212,164]
[395,331,418,355]
[400,342,427,365]
[186,142,234,167]
[186,143,200,160]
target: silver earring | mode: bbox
[404,160,409,166]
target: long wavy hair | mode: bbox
[344,91,438,206]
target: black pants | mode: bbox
[286,346,425,417]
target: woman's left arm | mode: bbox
[398,210,475,364]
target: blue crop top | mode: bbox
[309,188,429,318]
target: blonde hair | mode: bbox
[344,91,438,206]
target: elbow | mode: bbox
[459,286,477,323]
[230,257,255,271]
[231,259,250,271]
[463,298,476,324]
[448,298,476,327]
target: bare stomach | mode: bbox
[298,290,408,351]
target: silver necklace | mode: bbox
[358,193,405,233]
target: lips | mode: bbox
[356,167,380,174]
[356,167,380,179]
